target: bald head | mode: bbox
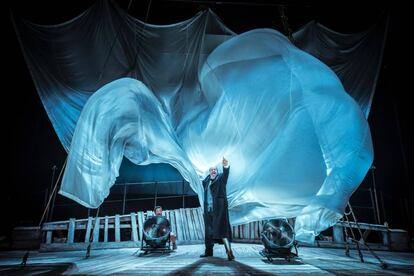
[209,166,218,179]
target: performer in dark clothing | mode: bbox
[154,206,177,250]
[200,157,235,260]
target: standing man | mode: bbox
[200,157,235,260]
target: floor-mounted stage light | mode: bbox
[259,218,299,262]
[140,215,172,254]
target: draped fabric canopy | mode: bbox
[14,1,386,242]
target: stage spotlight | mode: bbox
[259,218,299,262]
[140,215,172,254]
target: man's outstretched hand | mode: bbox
[222,157,229,167]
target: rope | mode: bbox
[38,157,68,227]
[95,0,134,83]
[278,5,294,43]
[130,0,153,78]
[21,157,67,268]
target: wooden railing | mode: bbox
[34,207,397,251]
[40,207,206,251]
[332,221,390,248]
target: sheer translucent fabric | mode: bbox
[59,28,373,242]
[13,1,385,242]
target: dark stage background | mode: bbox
[3,0,412,242]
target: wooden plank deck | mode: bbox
[0,243,413,275]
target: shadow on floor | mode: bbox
[167,257,275,275]
[261,257,304,265]
[0,263,74,275]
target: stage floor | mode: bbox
[0,243,413,275]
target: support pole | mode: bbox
[182,180,185,208]
[85,207,100,258]
[370,165,381,224]
[46,165,57,222]
[122,182,127,215]
[154,182,158,209]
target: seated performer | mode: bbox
[154,206,177,250]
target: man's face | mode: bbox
[155,208,162,216]
[209,167,218,179]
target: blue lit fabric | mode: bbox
[59,78,203,208]
[14,1,385,242]
[193,29,373,242]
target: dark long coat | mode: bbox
[202,166,232,240]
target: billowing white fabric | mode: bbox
[60,28,373,243]
[60,79,203,207]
